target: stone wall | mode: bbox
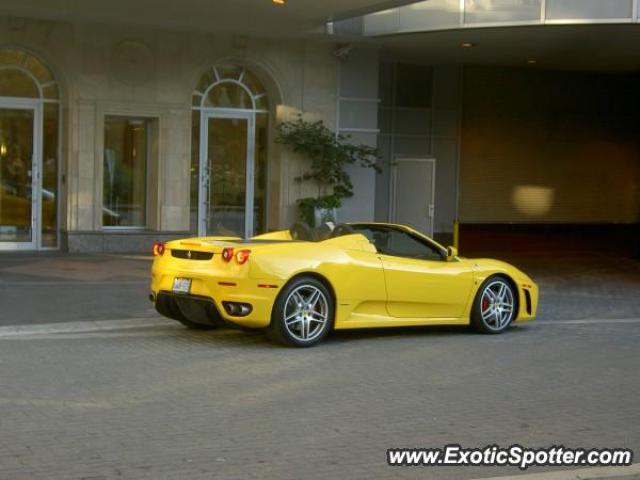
[0,16,338,250]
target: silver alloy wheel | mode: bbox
[283,284,329,342]
[480,279,515,331]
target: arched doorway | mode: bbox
[192,64,269,238]
[0,48,60,250]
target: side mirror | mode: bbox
[447,246,458,261]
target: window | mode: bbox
[464,0,542,24]
[103,116,150,227]
[395,63,432,109]
[191,64,270,236]
[192,65,269,111]
[0,48,60,249]
[351,225,445,260]
[0,69,39,97]
[545,0,632,20]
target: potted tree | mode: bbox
[276,115,379,227]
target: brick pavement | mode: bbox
[1,247,639,479]
[0,254,154,326]
[0,318,638,479]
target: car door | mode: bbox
[375,228,474,319]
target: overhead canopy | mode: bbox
[372,24,640,72]
[0,0,419,37]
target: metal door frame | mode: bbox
[0,97,42,250]
[198,108,255,238]
[390,156,436,237]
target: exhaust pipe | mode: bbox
[222,301,253,317]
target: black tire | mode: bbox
[268,276,334,347]
[470,276,518,334]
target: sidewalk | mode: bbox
[0,253,155,326]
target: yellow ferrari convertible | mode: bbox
[150,222,538,347]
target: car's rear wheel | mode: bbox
[471,276,517,334]
[268,276,334,347]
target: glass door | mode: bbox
[199,110,255,238]
[0,102,38,249]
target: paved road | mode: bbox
[1,251,640,326]
[1,251,639,479]
[0,317,638,479]
[483,252,640,321]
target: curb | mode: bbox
[0,318,174,337]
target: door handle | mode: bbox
[428,204,434,217]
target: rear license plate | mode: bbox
[172,277,191,294]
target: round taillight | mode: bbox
[236,249,251,265]
[221,247,234,262]
[152,242,165,257]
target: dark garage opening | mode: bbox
[458,66,640,257]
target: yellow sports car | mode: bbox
[150,223,538,347]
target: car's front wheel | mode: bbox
[471,276,517,334]
[268,276,334,347]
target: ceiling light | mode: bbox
[272,0,286,4]
[527,59,537,64]
[460,42,476,48]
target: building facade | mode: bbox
[0,16,341,251]
[0,0,639,252]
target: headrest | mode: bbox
[289,222,314,241]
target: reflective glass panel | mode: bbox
[465,0,542,23]
[193,65,271,236]
[363,8,399,35]
[0,69,39,98]
[0,107,34,242]
[546,0,632,19]
[254,113,268,234]
[399,0,461,31]
[195,69,215,98]
[205,117,247,236]
[42,83,59,100]
[255,94,268,111]
[23,55,53,84]
[190,111,200,232]
[395,64,432,108]
[216,64,244,80]
[103,117,148,227]
[242,71,266,97]
[0,49,25,67]
[42,103,58,246]
[205,83,253,109]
